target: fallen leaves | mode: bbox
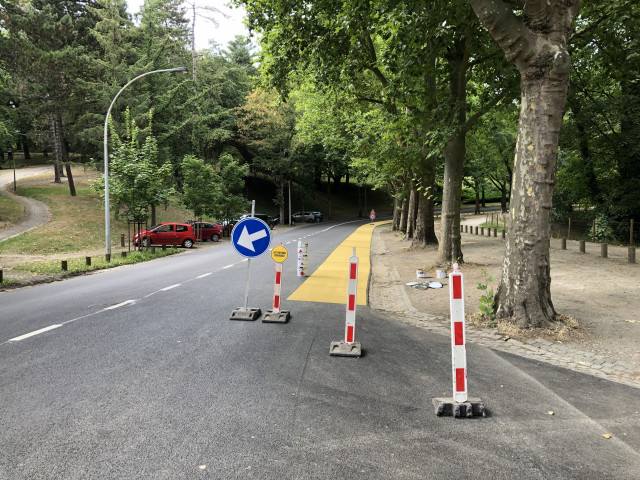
[602,434,612,439]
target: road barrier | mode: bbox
[433,263,485,418]
[263,243,290,323]
[297,240,308,277]
[330,247,361,357]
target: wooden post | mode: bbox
[568,216,572,240]
[502,229,505,239]
[493,228,497,237]
[592,218,596,243]
[600,244,608,258]
[105,253,111,262]
[85,256,91,266]
[61,260,68,271]
[162,244,166,251]
[0,270,3,283]
[152,246,156,254]
[579,240,585,253]
[629,247,636,264]
[120,233,125,247]
[481,227,484,236]
[474,226,478,235]
[121,251,127,258]
[631,219,634,246]
[491,213,494,227]
[561,238,566,250]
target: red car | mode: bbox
[133,223,197,248]
[191,222,223,242]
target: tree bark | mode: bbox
[438,132,465,265]
[412,154,439,248]
[48,112,61,183]
[56,112,75,197]
[469,0,580,327]
[405,182,417,240]
[399,197,408,233]
[437,34,469,266]
[392,196,401,230]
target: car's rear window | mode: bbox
[176,225,188,232]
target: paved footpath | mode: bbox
[0,166,52,243]
[369,224,640,389]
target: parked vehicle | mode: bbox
[310,211,323,222]
[191,221,223,242]
[292,211,315,223]
[271,215,295,226]
[133,223,197,248]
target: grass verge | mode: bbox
[9,248,180,276]
[0,194,24,226]
[0,167,194,255]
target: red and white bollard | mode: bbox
[330,247,362,357]
[449,263,467,402]
[432,263,486,417]
[297,240,308,277]
[345,249,358,344]
[263,243,290,323]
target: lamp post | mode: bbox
[103,67,188,259]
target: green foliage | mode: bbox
[94,109,174,222]
[181,154,219,219]
[477,268,496,320]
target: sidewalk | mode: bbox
[369,221,640,389]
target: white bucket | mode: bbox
[416,269,426,279]
[436,269,446,279]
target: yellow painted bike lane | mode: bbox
[287,221,390,305]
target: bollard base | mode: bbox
[432,397,486,418]
[262,310,290,323]
[329,340,362,357]
[230,307,261,321]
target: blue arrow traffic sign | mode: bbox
[231,217,272,258]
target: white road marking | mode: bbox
[196,273,212,278]
[9,324,62,342]
[223,264,234,269]
[160,284,181,291]
[104,300,135,310]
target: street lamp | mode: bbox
[103,66,188,259]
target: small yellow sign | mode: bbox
[271,245,288,263]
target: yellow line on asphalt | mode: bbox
[287,221,391,305]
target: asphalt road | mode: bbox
[1,220,639,479]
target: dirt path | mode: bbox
[371,219,640,371]
[0,165,53,242]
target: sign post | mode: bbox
[263,243,291,323]
[230,201,272,321]
[369,209,376,225]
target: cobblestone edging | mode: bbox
[369,228,640,389]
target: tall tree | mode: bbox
[468,0,581,327]
[0,0,95,195]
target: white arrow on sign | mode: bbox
[237,225,267,252]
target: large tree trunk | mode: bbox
[48,112,62,184]
[412,154,439,248]
[437,34,468,266]
[438,132,465,265]
[56,113,75,197]
[392,196,401,230]
[399,197,408,233]
[405,182,417,240]
[469,0,580,327]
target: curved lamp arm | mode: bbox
[103,67,188,257]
